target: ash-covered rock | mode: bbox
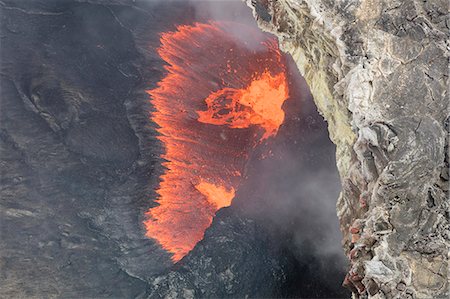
[246,0,449,298]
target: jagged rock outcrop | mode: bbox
[246,0,449,298]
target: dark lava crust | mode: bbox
[1,1,348,298]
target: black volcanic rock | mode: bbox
[1,1,348,298]
[0,1,174,296]
[147,208,287,299]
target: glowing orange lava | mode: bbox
[195,181,235,210]
[145,22,289,262]
[197,70,288,140]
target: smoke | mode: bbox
[192,0,346,261]
[145,0,347,270]
[187,0,270,51]
[140,0,268,50]
[231,54,347,265]
[142,0,348,290]
[240,142,344,257]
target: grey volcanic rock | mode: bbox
[246,0,449,298]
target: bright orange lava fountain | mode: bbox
[145,22,289,262]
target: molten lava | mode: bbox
[145,22,289,262]
[195,181,235,210]
[197,71,288,140]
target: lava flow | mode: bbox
[145,22,289,262]
[197,70,288,140]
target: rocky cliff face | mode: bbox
[246,0,449,298]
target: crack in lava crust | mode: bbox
[145,22,289,262]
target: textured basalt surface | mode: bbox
[246,0,449,298]
[0,1,178,297]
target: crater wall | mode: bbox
[246,0,449,297]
